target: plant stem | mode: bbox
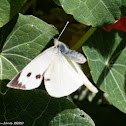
[71,27,97,50]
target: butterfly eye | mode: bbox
[59,44,65,52]
[56,45,59,48]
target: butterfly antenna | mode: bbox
[57,21,69,40]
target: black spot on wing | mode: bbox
[36,74,41,79]
[8,72,26,89]
[44,78,51,81]
[27,72,31,77]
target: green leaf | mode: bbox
[83,28,126,113]
[0,0,26,27]
[53,0,61,6]
[57,0,126,27]
[0,89,95,126]
[0,13,95,126]
[0,13,58,91]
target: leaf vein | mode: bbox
[110,70,126,102]
[1,56,18,73]
[32,97,51,126]
[3,33,42,53]
[2,53,31,61]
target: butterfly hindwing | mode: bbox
[71,61,98,93]
[7,47,58,90]
[44,53,84,97]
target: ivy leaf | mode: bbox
[83,28,126,113]
[0,0,26,27]
[55,0,126,27]
[0,13,58,92]
[0,89,95,126]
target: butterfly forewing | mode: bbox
[7,46,58,90]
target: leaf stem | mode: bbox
[71,27,97,50]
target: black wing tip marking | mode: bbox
[7,72,26,89]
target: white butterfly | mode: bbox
[7,38,98,98]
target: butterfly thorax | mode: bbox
[57,43,86,64]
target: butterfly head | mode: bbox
[54,39,65,46]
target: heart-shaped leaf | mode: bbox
[83,28,126,113]
[54,0,126,27]
[0,89,95,126]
